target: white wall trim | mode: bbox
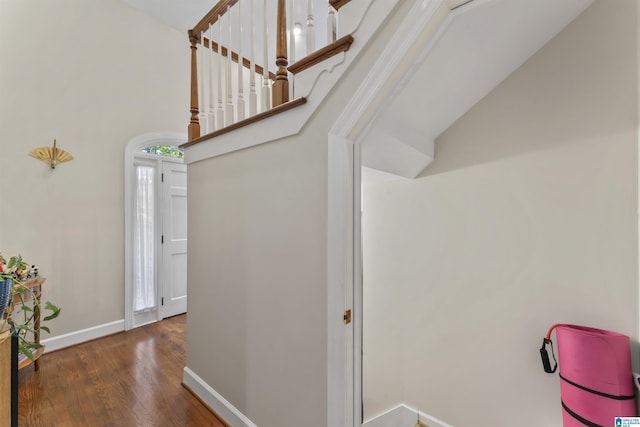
[124,132,187,331]
[363,404,453,427]
[327,1,451,425]
[327,135,355,426]
[41,319,124,353]
[330,0,448,140]
[182,367,257,427]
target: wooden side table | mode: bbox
[0,328,18,427]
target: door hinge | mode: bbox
[161,173,164,182]
[343,309,352,325]
[161,297,164,306]
[161,235,164,244]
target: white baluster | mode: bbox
[199,31,207,132]
[216,15,224,129]
[225,5,234,125]
[289,0,296,63]
[327,5,337,44]
[237,1,245,121]
[261,0,271,112]
[306,0,315,54]
[249,0,257,116]
[208,23,216,131]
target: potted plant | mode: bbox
[0,254,61,362]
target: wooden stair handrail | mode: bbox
[288,34,354,74]
[329,0,352,11]
[201,37,276,81]
[192,0,240,35]
[181,97,307,148]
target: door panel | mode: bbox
[161,162,188,318]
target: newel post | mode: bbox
[188,30,201,141]
[272,0,289,107]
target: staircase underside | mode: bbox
[360,0,593,178]
[181,98,307,149]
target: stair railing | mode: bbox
[187,0,346,141]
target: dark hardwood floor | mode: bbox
[18,314,227,427]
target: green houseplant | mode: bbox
[0,254,61,362]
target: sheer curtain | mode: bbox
[133,165,156,312]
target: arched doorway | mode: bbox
[124,132,187,330]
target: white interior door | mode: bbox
[161,161,188,318]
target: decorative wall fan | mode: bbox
[29,139,73,169]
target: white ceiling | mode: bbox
[362,0,593,178]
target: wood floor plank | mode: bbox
[18,315,227,427]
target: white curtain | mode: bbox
[133,165,156,312]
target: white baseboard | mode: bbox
[182,366,257,427]
[364,404,453,427]
[41,319,125,353]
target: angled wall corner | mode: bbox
[361,132,434,179]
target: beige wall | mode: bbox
[0,0,189,335]
[186,132,329,426]
[363,1,638,425]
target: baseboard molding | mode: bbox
[182,367,257,427]
[364,404,453,427]
[41,319,125,353]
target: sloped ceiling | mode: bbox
[363,0,593,178]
